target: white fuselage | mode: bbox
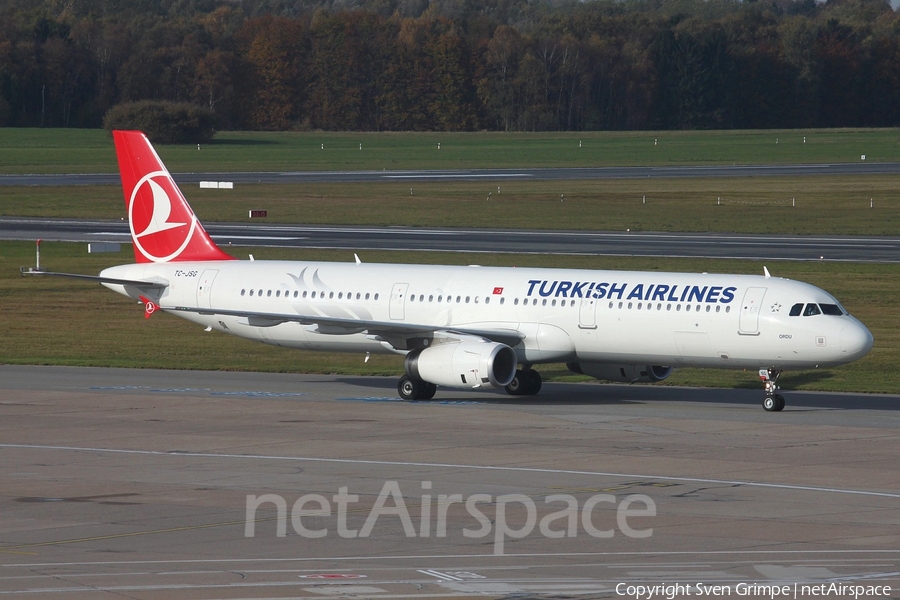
[101,260,873,371]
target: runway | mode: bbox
[2,162,900,186]
[3,217,900,262]
[1,365,898,599]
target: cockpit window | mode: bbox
[789,303,803,317]
[820,303,844,316]
[803,303,821,316]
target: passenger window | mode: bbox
[374,293,379,300]
[789,303,803,316]
[803,303,821,316]
[267,290,272,297]
[500,298,505,305]
[820,304,843,316]
[249,289,254,297]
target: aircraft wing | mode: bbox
[166,305,525,349]
[21,269,169,290]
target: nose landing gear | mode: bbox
[759,369,785,412]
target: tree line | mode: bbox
[1,0,898,132]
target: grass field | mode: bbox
[0,128,898,174]
[2,241,897,394]
[3,175,900,236]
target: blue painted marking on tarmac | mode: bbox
[90,386,305,398]
[336,397,404,403]
[91,386,152,390]
[335,397,480,405]
[209,391,306,398]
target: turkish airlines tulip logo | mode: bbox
[128,171,197,262]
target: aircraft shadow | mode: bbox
[333,377,900,412]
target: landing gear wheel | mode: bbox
[762,394,786,412]
[505,370,526,396]
[398,374,434,401]
[773,394,785,411]
[524,369,542,395]
[759,368,785,412]
[505,368,542,396]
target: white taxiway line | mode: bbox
[1,444,898,499]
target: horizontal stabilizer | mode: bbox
[20,269,169,290]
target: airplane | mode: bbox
[24,130,874,411]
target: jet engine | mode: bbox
[567,362,673,383]
[406,342,517,389]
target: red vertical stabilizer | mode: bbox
[113,130,234,263]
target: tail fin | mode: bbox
[113,130,234,263]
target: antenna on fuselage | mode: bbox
[763,266,771,278]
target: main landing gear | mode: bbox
[505,368,542,396]
[397,368,544,400]
[759,368,785,412]
[397,374,437,401]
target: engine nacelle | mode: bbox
[406,342,517,389]
[567,362,673,383]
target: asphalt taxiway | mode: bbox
[3,162,900,186]
[1,365,898,599]
[3,218,900,263]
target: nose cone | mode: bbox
[840,321,874,361]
